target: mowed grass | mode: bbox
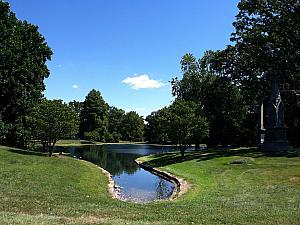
[0,146,300,225]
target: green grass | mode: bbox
[1,145,300,224]
[55,139,96,147]
[55,139,147,147]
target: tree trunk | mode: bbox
[49,147,52,157]
[49,141,57,156]
[180,149,185,158]
[42,142,46,152]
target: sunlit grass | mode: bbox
[1,145,300,224]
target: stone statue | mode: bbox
[263,78,290,153]
[267,79,286,128]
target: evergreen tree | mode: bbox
[121,111,144,142]
[79,89,108,142]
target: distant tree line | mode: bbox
[73,89,144,143]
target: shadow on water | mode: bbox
[145,147,300,168]
[65,145,141,175]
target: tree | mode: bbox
[29,99,78,156]
[171,53,203,103]
[210,0,300,146]
[231,0,300,82]
[203,76,248,146]
[68,100,83,116]
[121,111,144,142]
[0,115,9,143]
[231,0,300,147]
[145,107,170,144]
[0,2,52,148]
[171,52,248,147]
[79,89,108,142]
[107,106,125,142]
[166,100,209,157]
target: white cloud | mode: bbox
[72,84,79,89]
[122,74,164,90]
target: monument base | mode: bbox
[263,127,291,154]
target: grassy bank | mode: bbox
[55,139,147,147]
[1,145,300,224]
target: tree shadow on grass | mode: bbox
[144,147,300,168]
[7,148,48,157]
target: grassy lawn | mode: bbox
[55,139,147,147]
[0,145,300,224]
[55,139,97,147]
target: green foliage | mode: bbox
[0,2,52,148]
[75,90,145,143]
[167,100,209,156]
[145,100,209,156]
[68,100,83,116]
[171,52,247,147]
[79,89,109,142]
[145,107,170,143]
[83,130,101,142]
[209,0,300,147]
[0,116,9,143]
[29,99,78,156]
[121,111,144,142]
[231,0,300,81]
[108,106,125,142]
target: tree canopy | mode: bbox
[121,111,144,142]
[0,2,52,148]
[206,0,300,146]
[167,100,209,157]
[171,52,248,147]
[79,89,109,142]
[29,99,78,156]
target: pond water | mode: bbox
[58,144,182,202]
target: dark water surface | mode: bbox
[60,144,180,202]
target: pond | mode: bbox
[58,144,182,202]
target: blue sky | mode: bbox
[7,0,239,117]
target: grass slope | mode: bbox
[0,145,299,224]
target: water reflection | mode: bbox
[61,144,178,202]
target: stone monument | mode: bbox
[258,102,265,146]
[263,78,290,153]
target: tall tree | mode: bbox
[172,52,248,147]
[121,111,144,142]
[211,0,300,146]
[68,100,83,116]
[171,53,203,103]
[0,2,52,147]
[29,99,78,156]
[231,0,300,82]
[107,106,125,142]
[79,89,108,142]
[145,107,170,144]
